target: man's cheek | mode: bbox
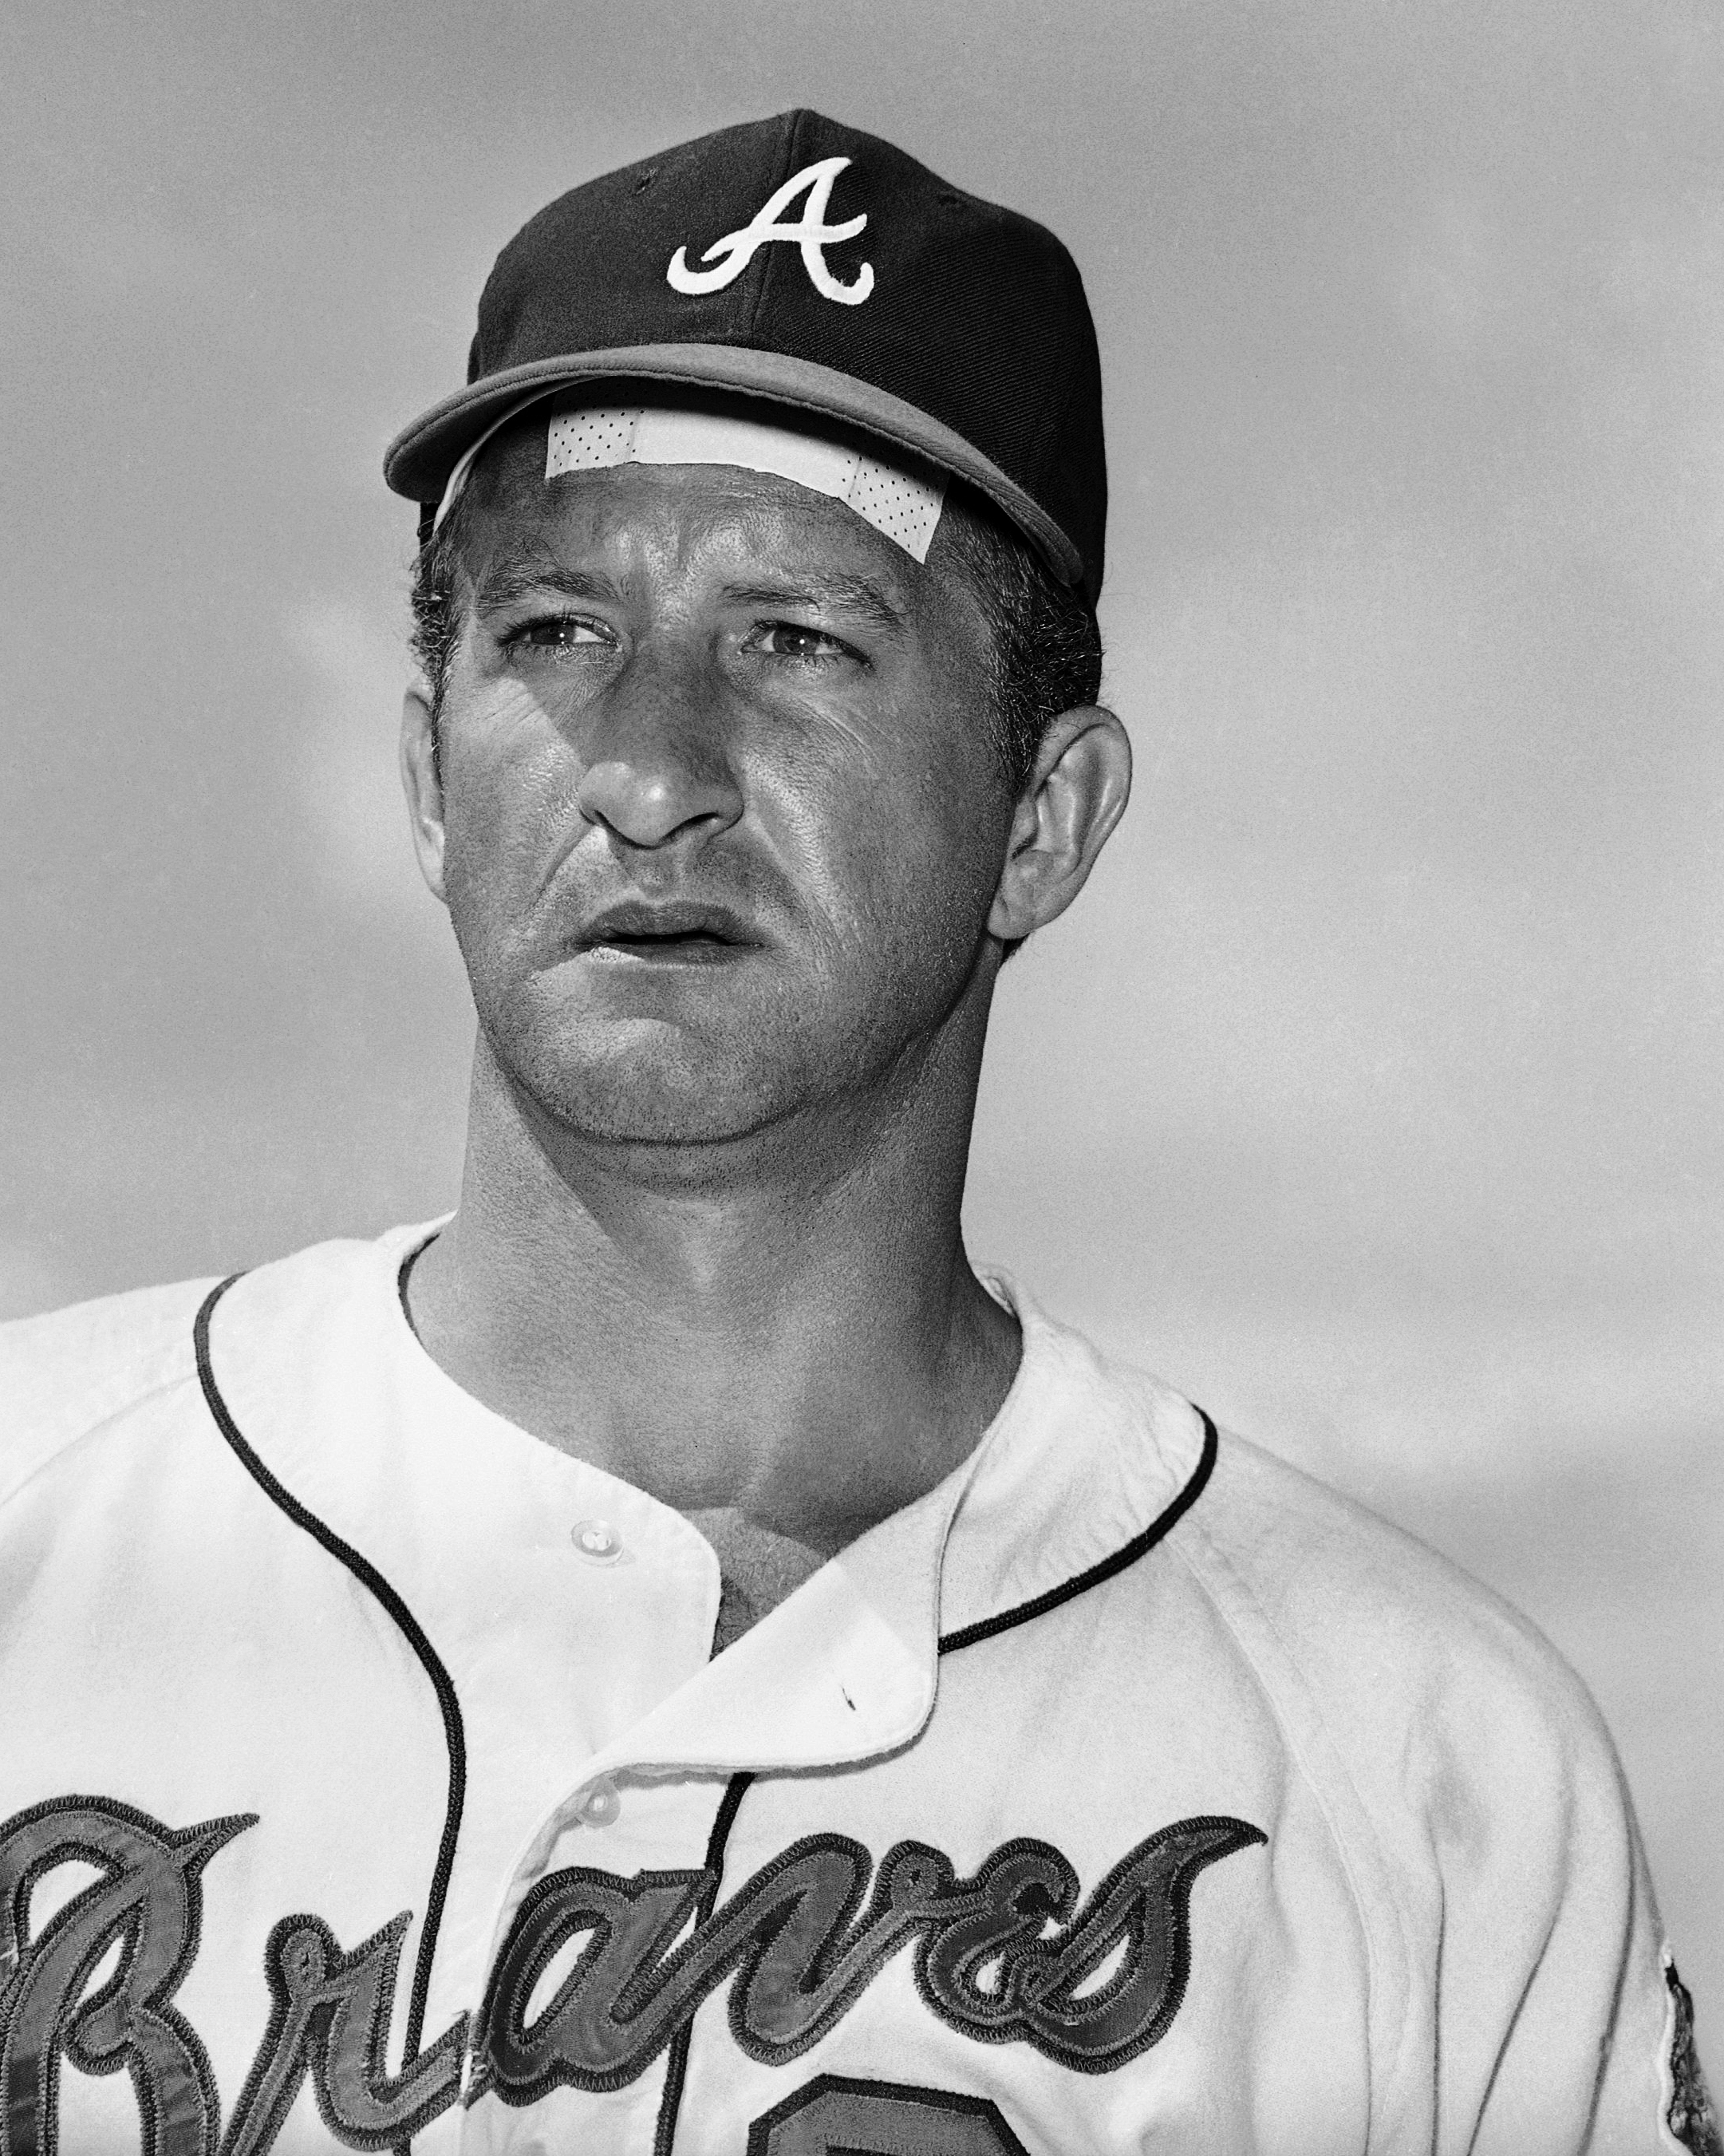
[439,821,550,1012]
[444,682,574,809]
[441,744,572,912]
[835,794,992,944]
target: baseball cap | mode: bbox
[383,109,1108,603]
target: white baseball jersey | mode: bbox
[0,1222,1711,2156]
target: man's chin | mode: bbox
[497,1017,811,1151]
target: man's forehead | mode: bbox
[456,473,932,645]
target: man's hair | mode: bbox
[933,487,1105,795]
[408,472,1102,798]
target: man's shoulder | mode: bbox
[0,1274,219,1497]
[1006,1301,1604,1770]
[1195,1427,1585,1692]
[1185,1425,1626,1866]
[0,1229,420,1504]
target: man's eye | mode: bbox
[501,615,611,656]
[754,622,855,663]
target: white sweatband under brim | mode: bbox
[431,393,947,563]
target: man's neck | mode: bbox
[404,1039,1021,1574]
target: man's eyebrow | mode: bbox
[467,559,910,631]
[724,575,909,633]
[471,557,619,614]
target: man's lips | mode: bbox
[572,899,761,964]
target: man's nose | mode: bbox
[574,642,744,850]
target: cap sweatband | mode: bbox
[432,395,946,563]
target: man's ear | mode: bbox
[988,706,1132,945]
[400,684,449,905]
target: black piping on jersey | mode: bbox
[937,1408,1218,1656]
[396,1232,436,1338]
[192,1273,467,2151]
[652,1412,1217,2149]
[653,1770,754,2156]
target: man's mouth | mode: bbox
[574,900,758,965]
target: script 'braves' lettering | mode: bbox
[0,1795,251,2156]
[476,1814,1266,2104]
[0,1799,1264,2153]
[219,1915,466,2156]
[666,155,874,304]
[0,1799,466,2156]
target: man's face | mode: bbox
[412,424,1022,1151]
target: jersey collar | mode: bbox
[199,1222,1213,1782]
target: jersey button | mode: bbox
[576,1777,621,1827]
[571,1518,624,1564]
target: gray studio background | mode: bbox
[4,0,1719,2061]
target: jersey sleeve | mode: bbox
[1493,1830,1715,2153]
[1182,1434,1715,2154]
[1429,1630,1715,2154]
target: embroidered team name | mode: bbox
[667,155,875,305]
[478,1814,1264,2102]
[0,1799,466,2156]
[0,1797,251,2156]
[0,1798,1264,2154]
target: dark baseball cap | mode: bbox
[383,109,1107,602]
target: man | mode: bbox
[0,109,1711,2156]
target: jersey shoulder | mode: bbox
[1190,1427,1616,1752]
[0,1273,222,1502]
[1185,1427,1629,1886]
[0,1221,425,1506]
[0,1225,440,1510]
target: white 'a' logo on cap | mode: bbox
[667,156,874,306]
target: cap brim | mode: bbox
[383,342,1084,590]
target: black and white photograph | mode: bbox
[2,2,1718,2149]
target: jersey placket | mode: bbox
[455,1450,973,2154]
